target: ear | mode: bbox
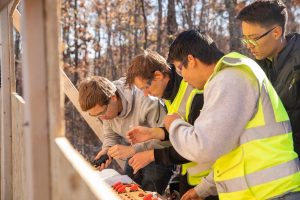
[187,54,195,68]
[273,26,283,40]
[111,95,118,102]
[153,70,164,80]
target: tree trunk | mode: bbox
[140,0,148,49]
[104,0,116,79]
[167,0,178,45]
[134,0,139,55]
[285,0,297,33]
[199,0,206,31]
[225,0,242,52]
[156,0,163,53]
[73,0,79,84]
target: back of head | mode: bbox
[78,76,116,111]
[126,49,170,86]
[168,29,224,65]
[237,0,287,35]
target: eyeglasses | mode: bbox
[241,26,277,47]
[89,104,109,118]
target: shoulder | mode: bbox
[212,67,258,89]
[206,67,259,103]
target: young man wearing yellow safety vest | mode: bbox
[165,29,300,200]
[125,50,218,199]
[237,0,300,155]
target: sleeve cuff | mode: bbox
[159,126,169,141]
[194,184,212,199]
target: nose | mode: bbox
[98,115,106,121]
[246,43,255,50]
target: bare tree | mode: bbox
[156,0,163,53]
[140,0,148,49]
[167,0,178,45]
[225,0,243,52]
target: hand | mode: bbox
[128,150,154,174]
[126,126,154,144]
[94,149,112,171]
[164,113,181,131]
[108,144,135,160]
[181,188,203,200]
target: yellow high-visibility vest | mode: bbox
[165,80,208,186]
[204,52,300,199]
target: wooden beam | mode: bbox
[0,1,18,198]
[22,0,52,199]
[11,93,25,200]
[61,69,104,141]
[12,8,20,33]
[53,137,121,200]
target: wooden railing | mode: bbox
[0,0,123,199]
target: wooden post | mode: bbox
[0,1,18,198]
[22,0,62,199]
[11,93,25,200]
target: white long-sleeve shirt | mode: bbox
[169,67,259,197]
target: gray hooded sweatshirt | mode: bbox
[102,77,169,153]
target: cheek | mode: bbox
[181,70,192,83]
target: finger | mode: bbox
[132,163,138,174]
[98,163,105,171]
[110,151,118,159]
[104,159,111,168]
[95,150,103,160]
[128,157,134,165]
[108,147,117,157]
[181,191,190,200]
[133,165,141,174]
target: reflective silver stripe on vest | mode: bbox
[216,158,300,193]
[223,57,242,65]
[240,83,292,145]
[241,121,292,144]
[177,84,194,119]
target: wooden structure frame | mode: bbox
[0,0,122,199]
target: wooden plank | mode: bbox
[12,8,20,33]
[0,1,17,198]
[60,69,104,141]
[21,0,51,199]
[0,88,1,198]
[11,93,25,200]
[53,137,121,200]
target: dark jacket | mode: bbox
[154,65,204,165]
[257,32,300,154]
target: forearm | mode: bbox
[133,139,171,153]
[194,171,217,198]
[150,127,166,140]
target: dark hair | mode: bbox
[237,0,287,35]
[168,29,224,66]
[78,76,116,111]
[126,49,170,86]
